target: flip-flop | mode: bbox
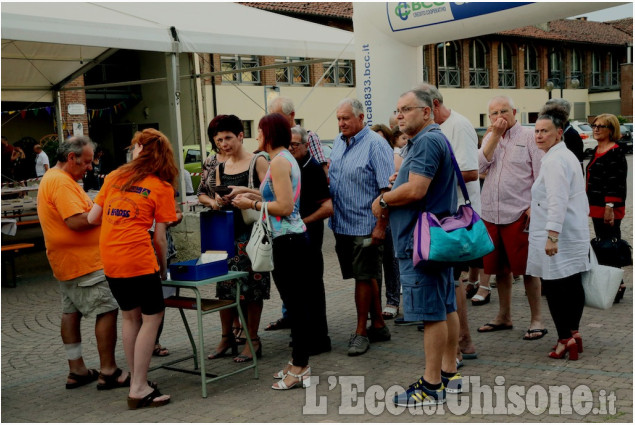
[477,323,513,333]
[523,328,548,340]
[461,352,478,360]
[127,388,170,410]
[66,369,99,389]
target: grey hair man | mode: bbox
[37,136,129,390]
[416,83,479,362]
[268,96,328,174]
[33,144,50,177]
[477,95,545,339]
[329,98,394,356]
[372,87,459,406]
[542,98,584,165]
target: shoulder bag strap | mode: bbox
[438,132,471,204]
[248,152,265,189]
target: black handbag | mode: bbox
[590,237,633,268]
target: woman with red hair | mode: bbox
[88,128,178,409]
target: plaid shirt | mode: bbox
[307,130,326,165]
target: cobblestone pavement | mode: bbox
[2,157,632,422]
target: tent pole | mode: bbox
[55,91,64,143]
[166,30,186,207]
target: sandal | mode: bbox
[471,285,491,306]
[96,368,131,391]
[465,281,479,299]
[614,284,626,303]
[208,334,238,360]
[265,317,290,331]
[127,388,170,409]
[272,366,311,390]
[66,369,99,389]
[234,338,262,363]
[233,326,246,345]
[152,344,170,357]
[381,305,399,320]
[273,361,294,379]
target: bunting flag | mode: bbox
[2,96,137,119]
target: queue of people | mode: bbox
[35,91,628,410]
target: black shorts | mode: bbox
[106,272,165,315]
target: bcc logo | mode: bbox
[395,2,411,21]
[394,2,446,21]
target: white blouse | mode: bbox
[526,142,590,279]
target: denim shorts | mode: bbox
[398,258,456,322]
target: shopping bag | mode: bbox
[581,246,623,310]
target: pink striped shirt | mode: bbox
[478,122,543,225]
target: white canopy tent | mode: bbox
[2,2,355,198]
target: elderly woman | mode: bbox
[205,114,270,363]
[233,113,316,390]
[585,113,628,303]
[526,103,590,361]
[88,128,178,408]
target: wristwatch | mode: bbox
[606,203,615,208]
[547,235,559,243]
[379,194,389,209]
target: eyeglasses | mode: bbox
[590,124,610,130]
[289,142,303,148]
[489,109,510,117]
[394,106,426,115]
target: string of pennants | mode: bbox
[2,101,133,120]
[2,171,202,187]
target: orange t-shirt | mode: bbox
[37,168,102,281]
[94,173,176,278]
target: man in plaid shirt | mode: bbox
[268,96,328,174]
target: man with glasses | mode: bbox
[329,98,394,356]
[476,96,546,341]
[372,88,459,406]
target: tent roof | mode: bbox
[2,2,355,102]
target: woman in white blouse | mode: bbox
[526,103,590,361]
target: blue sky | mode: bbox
[570,3,633,21]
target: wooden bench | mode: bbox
[2,212,38,219]
[15,219,39,227]
[2,243,35,287]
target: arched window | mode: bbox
[571,49,584,88]
[524,45,539,88]
[469,39,488,87]
[591,52,603,87]
[498,43,515,88]
[437,41,460,87]
[609,51,620,87]
[548,50,563,87]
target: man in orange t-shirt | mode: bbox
[38,136,129,390]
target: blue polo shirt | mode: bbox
[390,124,457,259]
[328,125,394,236]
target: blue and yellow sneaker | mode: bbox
[441,372,463,394]
[393,377,446,407]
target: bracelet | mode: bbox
[547,235,559,243]
[605,203,615,208]
[252,200,257,210]
[255,201,259,210]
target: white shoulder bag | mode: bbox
[581,245,623,310]
[246,201,274,272]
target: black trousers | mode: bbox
[272,233,318,367]
[542,273,585,340]
[592,218,622,240]
[305,221,329,346]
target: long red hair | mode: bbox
[113,128,179,192]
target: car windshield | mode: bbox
[578,123,593,131]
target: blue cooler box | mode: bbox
[169,259,229,281]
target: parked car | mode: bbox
[618,124,633,154]
[571,121,597,157]
[183,144,212,191]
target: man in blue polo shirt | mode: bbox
[329,98,394,356]
[372,88,459,407]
